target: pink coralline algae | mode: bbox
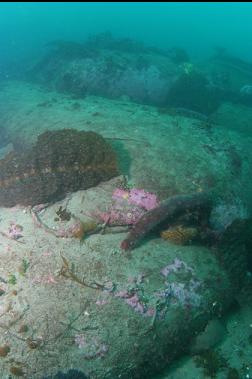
[75,334,86,349]
[115,291,145,314]
[127,296,154,316]
[74,333,108,359]
[113,188,159,210]
[32,274,58,285]
[112,188,130,200]
[93,188,159,226]
[157,279,202,307]
[115,290,155,316]
[55,220,83,238]
[126,294,145,314]
[158,259,202,308]
[8,222,23,240]
[95,299,109,306]
[160,258,194,277]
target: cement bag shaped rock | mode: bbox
[0,179,249,378]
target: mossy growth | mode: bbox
[18,259,30,276]
[8,274,17,285]
[18,324,29,334]
[9,365,24,377]
[194,349,228,378]
[0,345,10,357]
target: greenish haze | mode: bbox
[1,2,252,74]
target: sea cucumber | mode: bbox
[120,192,212,250]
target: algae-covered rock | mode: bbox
[0,129,118,206]
[0,176,249,379]
[0,80,251,378]
[28,35,181,105]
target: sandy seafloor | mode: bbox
[0,80,252,378]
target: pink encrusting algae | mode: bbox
[7,222,23,240]
[128,188,159,210]
[160,258,194,277]
[112,188,159,210]
[115,290,148,315]
[92,187,159,226]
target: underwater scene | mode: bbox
[1,2,252,378]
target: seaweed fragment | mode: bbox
[59,255,104,291]
[18,259,30,276]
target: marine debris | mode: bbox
[120,192,213,250]
[0,129,118,207]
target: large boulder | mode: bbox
[0,177,249,379]
[28,35,181,106]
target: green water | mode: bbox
[1,2,252,73]
[0,3,252,379]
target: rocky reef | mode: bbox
[28,34,252,114]
[28,33,181,105]
[0,129,118,207]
